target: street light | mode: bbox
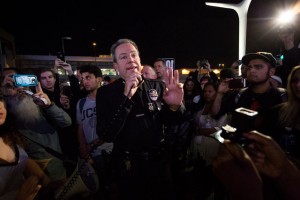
[276,9,297,25]
[92,42,97,64]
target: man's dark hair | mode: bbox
[154,58,166,65]
[2,67,20,75]
[37,67,55,80]
[220,68,235,80]
[76,66,82,71]
[103,75,111,82]
[80,65,102,78]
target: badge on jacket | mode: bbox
[148,89,158,101]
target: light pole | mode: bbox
[206,0,252,77]
[92,42,97,64]
[60,37,72,79]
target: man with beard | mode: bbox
[76,65,113,199]
[210,52,287,133]
[1,69,72,182]
[96,39,185,199]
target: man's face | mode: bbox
[142,66,157,79]
[40,71,56,91]
[113,43,141,79]
[154,61,166,79]
[81,72,101,92]
[246,59,274,84]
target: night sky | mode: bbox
[1,0,299,68]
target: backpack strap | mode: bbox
[234,87,248,104]
[78,97,87,114]
[277,87,288,102]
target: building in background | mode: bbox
[0,28,16,72]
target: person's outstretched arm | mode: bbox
[212,140,264,200]
[244,131,300,200]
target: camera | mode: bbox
[220,107,258,146]
[13,74,38,87]
[199,59,208,69]
[228,78,245,89]
[57,52,65,62]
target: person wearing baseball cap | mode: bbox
[210,51,287,134]
[242,52,277,68]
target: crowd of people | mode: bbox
[0,23,300,200]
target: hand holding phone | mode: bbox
[228,78,244,89]
[57,52,65,62]
[23,90,48,106]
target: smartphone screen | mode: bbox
[13,74,38,87]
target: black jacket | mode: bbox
[96,78,185,153]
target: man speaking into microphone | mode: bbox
[96,38,185,200]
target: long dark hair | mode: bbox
[0,100,24,147]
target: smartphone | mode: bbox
[235,107,258,117]
[228,78,244,89]
[13,74,38,87]
[223,107,258,146]
[57,52,65,62]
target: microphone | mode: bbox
[126,75,144,98]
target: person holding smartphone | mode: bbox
[212,130,300,200]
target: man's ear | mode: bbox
[97,77,102,86]
[113,63,119,74]
[113,62,117,69]
[270,67,275,76]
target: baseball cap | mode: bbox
[242,52,277,68]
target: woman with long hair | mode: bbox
[266,65,300,164]
[0,92,50,200]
